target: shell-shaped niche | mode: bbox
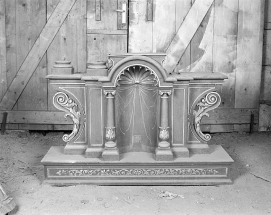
[115,65,159,153]
[116,65,159,87]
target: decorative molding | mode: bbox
[192,92,221,141]
[53,92,81,142]
[53,168,222,177]
[159,127,169,141]
[106,58,114,70]
[105,127,116,141]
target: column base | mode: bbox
[155,145,174,161]
[102,147,120,161]
[172,146,189,158]
[85,146,103,158]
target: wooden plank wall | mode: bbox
[0,0,86,130]
[0,0,266,132]
[129,0,264,132]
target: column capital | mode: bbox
[104,90,116,98]
[159,90,171,97]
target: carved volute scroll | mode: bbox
[53,92,81,142]
[192,92,221,142]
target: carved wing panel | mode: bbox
[190,92,221,142]
[53,92,82,142]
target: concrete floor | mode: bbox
[1,131,271,215]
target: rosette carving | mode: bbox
[192,92,221,142]
[53,92,81,142]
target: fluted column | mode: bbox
[102,90,119,161]
[155,90,173,161]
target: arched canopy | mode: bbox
[104,56,174,87]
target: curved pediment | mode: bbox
[104,55,175,87]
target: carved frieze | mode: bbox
[54,167,223,177]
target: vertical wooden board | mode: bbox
[18,57,48,111]
[128,0,153,52]
[264,0,271,30]
[14,0,31,112]
[235,0,265,108]
[46,0,60,75]
[175,0,192,72]
[16,0,33,69]
[259,104,271,131]
[87,0,118,30]
[17,0,48,111]
[65,0,86,73]
[5,0,18,128]
[213,0,238,108]
[87,34,127,62]
[75,0,87,73]
[259,66,271,131]
[261,66,271,100]
[263,30,271,66]
[47,0,86,74]
[46,0,60,111]
[152,0,175,53]
[189,4,214,73]
[5,0,16,88]
[0,0,7,100]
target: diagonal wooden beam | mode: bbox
[162,0,214,74]
[0,0,78,110]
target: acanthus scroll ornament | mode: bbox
[192,92,221,142]
[53,92,81,142]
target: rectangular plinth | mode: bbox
[41,145,234,185]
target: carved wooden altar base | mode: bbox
[42,54,234,185]
[42,145,233,185]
